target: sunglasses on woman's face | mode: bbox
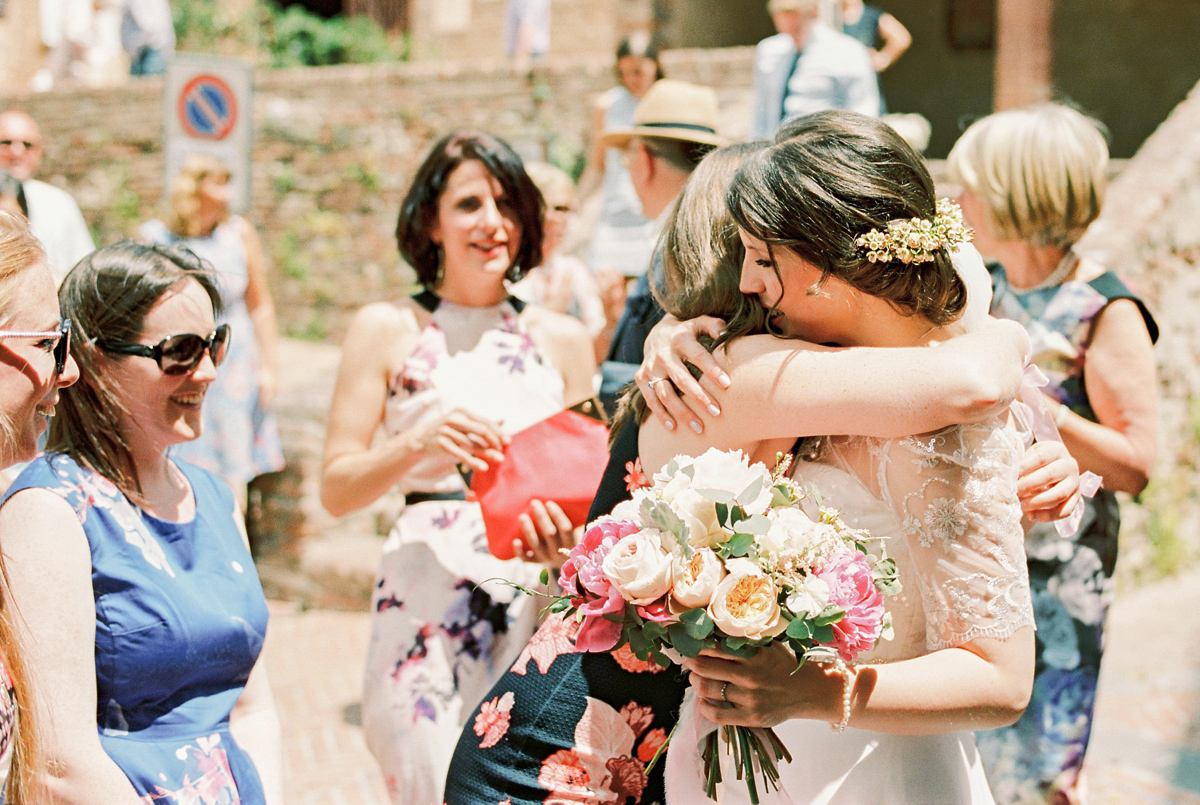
[96,324,230,375]
[0,319,71,376]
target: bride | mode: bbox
[641,112,1035,803]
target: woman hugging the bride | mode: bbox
[447,110,1080,804]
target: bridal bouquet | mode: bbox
[554,448,900,803]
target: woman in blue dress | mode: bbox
[949,103,1159,804]
[0,241,282,804]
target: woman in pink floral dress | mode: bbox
[320,131,596,805]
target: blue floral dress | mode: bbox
[361,293,567,805]
[2,453,268,803]
[975,263,1158,804]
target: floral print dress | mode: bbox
[361,293,566,805]
[1,453,269,804]
[445,420,688,805]
[975,264,1159,804]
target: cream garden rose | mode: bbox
[671,547,725,609]
[707,558,786,640]
[602,529,674,605]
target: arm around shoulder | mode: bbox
[0,489,146,803]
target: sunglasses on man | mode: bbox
[96,324,230,375]
[0,319,71,375]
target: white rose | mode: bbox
[760,507,821,555]
[785,576,830,619]
[707,558,786,640]
[602,529,674,605]
[689,448,775,515]
[672,548,726,609]
[671,488,728,548]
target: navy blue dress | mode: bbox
[3,453,268,804]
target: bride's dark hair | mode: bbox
[730,110,967,325]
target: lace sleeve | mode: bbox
[879,420,1034,651]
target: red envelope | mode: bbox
[470,403,610,561]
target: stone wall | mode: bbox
[2,46,754,343]
[1075,81,1200,585]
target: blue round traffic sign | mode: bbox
[177,74,238,141]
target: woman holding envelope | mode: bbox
[319,130,596,805]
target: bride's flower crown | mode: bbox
[855,199,973,265]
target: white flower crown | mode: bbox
[855,199,973,265]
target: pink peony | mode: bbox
[815,549,885,662]
[561,518,640,652]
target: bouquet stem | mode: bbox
[701,725,790,804]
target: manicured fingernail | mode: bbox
[691,421,703,434]
[664,419,675,431]
[707,404,721,417]
[719,373,731,388]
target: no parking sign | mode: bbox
[164,54,253,213]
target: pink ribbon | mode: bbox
[1013,363,1102,538]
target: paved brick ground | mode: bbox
[263,565,1200,804]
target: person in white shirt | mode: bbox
[0,111,95,286]
[751,0,881,139]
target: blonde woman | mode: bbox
[948,103,1159,805]
[0,212,79,802]
[140,155,284,510]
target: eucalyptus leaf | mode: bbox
[733,513,771,536]
[814,605,846,627]
[813,623,835,643]
[679,608,715,640]
[667,623,705,657]
[736,477,764,507]
[726,532,755,557]
[785,617,812,640]
[696,487,735,504]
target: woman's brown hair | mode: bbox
[49,241,223,504]
[396,130,544,289]
[611,141,769,437]
[731,110,966,326]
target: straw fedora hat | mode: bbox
[600,79,725,150]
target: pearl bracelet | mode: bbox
[829,658,857,732]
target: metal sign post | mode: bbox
[164,53,254,214]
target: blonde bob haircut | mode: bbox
[169,153,231,238]
[947,103,1109,249]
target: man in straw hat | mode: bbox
[595,78,723,415]
[751,0,880,139]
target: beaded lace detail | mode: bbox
[797,418,1033,661]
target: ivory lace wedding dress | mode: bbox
[667,417,1035,805]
